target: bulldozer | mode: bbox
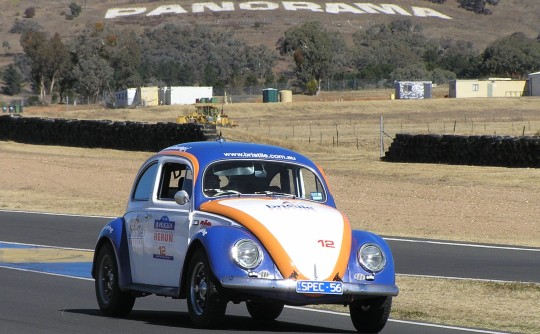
[176,105,238,127]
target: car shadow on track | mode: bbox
[63,309,355,333]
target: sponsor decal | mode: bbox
[194,219,213,227]
[196,228,208,237]
[128,218,143,245]
[153,216,175,260]
[164,145,191,152]
[223,151,296,161]
[105,2,452,20]
[154,216,176,230]
[103,226,114,234]
[154,231,173,242]
[153,245,173,260]
[266,201,315,211]
[310,192,323,201]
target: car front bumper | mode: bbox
[219,276,399,297]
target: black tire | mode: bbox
[95,243,135,317]
[246,300,284,321]
[186,249,227,328]
[349,297,392,333]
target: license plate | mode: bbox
[296,281,343,295]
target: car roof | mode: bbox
[159,140,315,168]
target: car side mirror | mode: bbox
[174,190,190,205]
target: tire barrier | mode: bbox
[0,115,218,152]
[382,133,540,168]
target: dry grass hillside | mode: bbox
[0,0,539,63]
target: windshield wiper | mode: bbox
[255,191,296,198]
[205,189,242,197]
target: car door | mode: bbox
[125,158,193,287]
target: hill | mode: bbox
[0,0,538,61]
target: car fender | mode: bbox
[188,225,280,280]
[347,230,396,285]
[91,217,133,290]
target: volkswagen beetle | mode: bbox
[92,140,398,333]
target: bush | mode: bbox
[26,96,42,106]
[9,18,43,34]
[24,7,36,18]
[69,2,82,17]
[305,79,318,95]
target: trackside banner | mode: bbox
[104,2,453,20]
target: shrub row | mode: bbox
[383,133,540,168]
[0,115,218,152]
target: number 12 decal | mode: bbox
[317,240,335,248]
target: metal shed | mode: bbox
[528,72,540,96]
[394,81,432,99]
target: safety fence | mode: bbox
[382,133,540,168]
[0,115,218,152]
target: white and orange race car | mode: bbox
[92,140,398,333]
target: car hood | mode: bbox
[200,198,352,281]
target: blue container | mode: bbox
[262,88,279,103]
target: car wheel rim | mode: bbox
[100,255,114,303]
[190,262,208,315]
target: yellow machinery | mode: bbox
[176,105,237,127]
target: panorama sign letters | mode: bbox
[105,2,453,20]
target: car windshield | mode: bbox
[203,160,326,202]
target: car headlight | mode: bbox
[357,243,386,273]
[232,239,263,269]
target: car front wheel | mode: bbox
[187,249,227,328]
[349,297,392,333]
[95,243,135,317]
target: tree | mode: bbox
[69,24,117,102]
[1,64,24,95]
[138,24,275,90]
[458,0,500,14]
[435,38,482,78]
[20,31,71,103]
[481,32,540,78]
[276,21,345,95]
[351,20,434,80]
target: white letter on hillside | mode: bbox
[282,2,323,12]
[105,7,146,19]
[326,3,365,14]
[239,1,279,11]
[354,3,411,16]
[147,5,188,16]
[192,2,235,13]
[412,6,452,20]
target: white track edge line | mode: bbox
[285,306,511,334]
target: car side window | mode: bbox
[133,162,159,201]
[158,162,189,200]
[298,168,326,202]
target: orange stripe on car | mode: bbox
[162,151,200,183]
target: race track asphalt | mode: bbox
[1,210,535,334]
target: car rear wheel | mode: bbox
[246,300,284,321]
[187,249,227,328]
[95,243,135,317]
[349,297,392,333]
